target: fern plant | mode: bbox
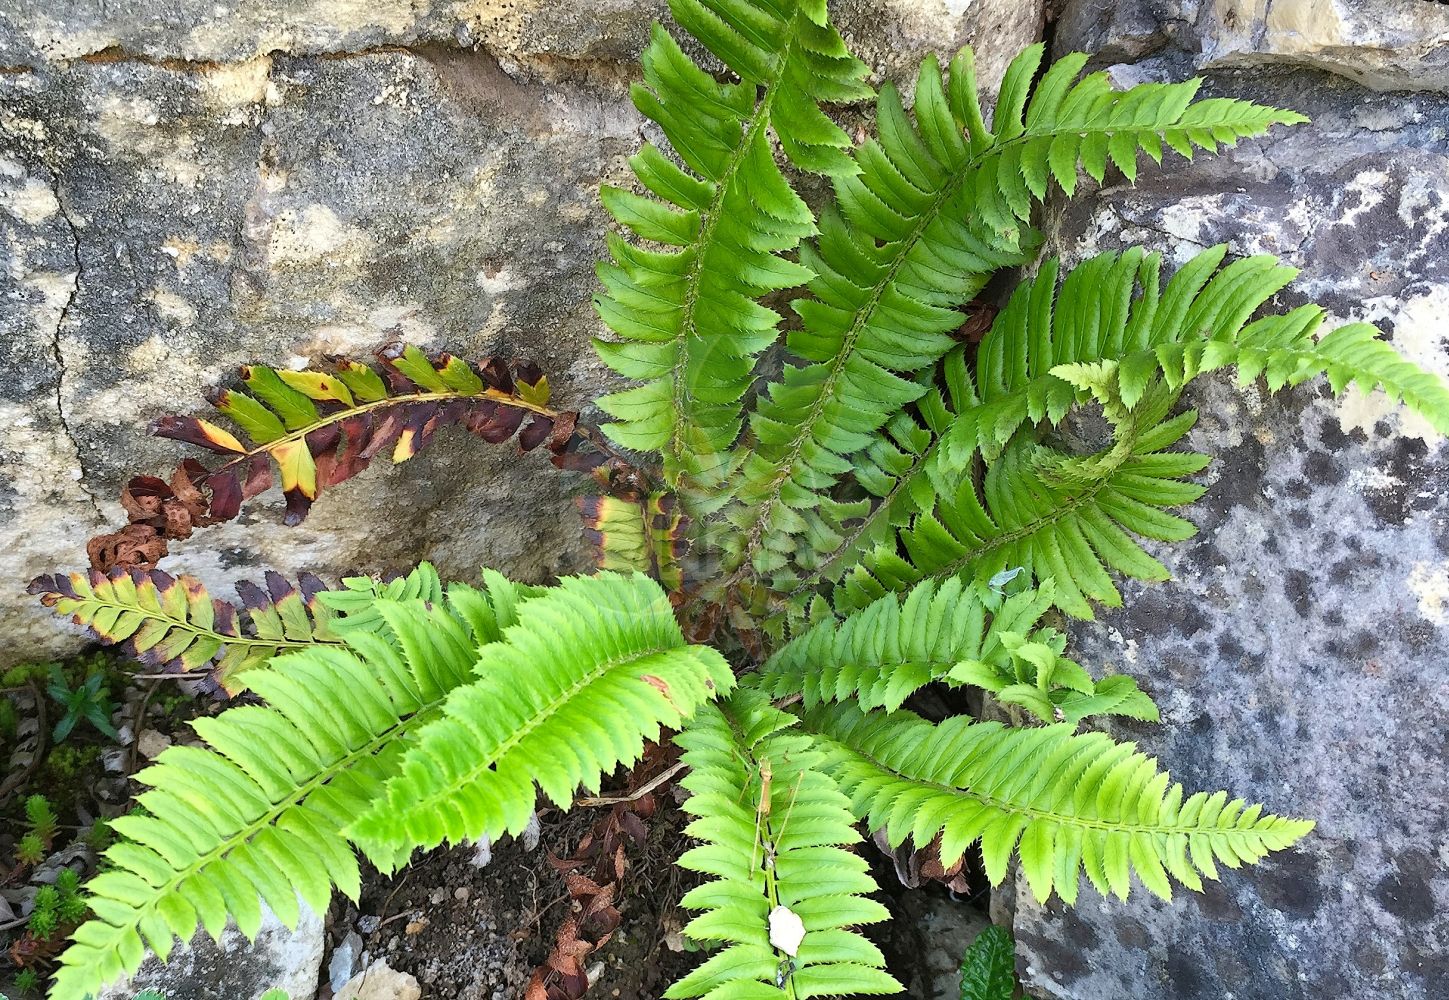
[28,2,1449,999]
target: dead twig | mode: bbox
[0,682,48,806]
[575,760,686,808]
[124,679,162,775]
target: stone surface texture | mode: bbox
[1055,0,1449,91]
[1007,60,1449,1000]
[336,960,422,1000]
[0,0,1043,664]
[94,902,325,1000]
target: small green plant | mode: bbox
[959,926,1016,1000]
[14,834,44,867]
[25,2,1449,999]
[82,818,114,854]
[13,795,58,866]
[24,795,57,843]
[22,870,88,943]
[1,663,49,689]
[13,968,42,994]
[53,870,88,925]
[0,700,18,743]
[46,666,118,743]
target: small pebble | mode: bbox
[136,729,172,760]
[454,886,470,902]
[404,916,429,935]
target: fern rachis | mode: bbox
[724,47,1308,587]
[594,0,869,490]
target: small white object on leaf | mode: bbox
[768,905,806,957]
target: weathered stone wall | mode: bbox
[0,0,1043,663]
[1003,4,1449,999]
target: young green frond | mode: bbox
[758,577,1155,722]
[29,568,343,693]
[47,589,504,1000]
[350,572,734,852]
[725,45,1306,587]
[806,703,1314,905]
[757,578,1045,711]
[942,245,1449,470]
[593,0,871,490]
[837,384,1209,618]
[669,690,900,999]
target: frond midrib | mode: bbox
[818,733,1265,838]
[82,695,443,957]
[719,710,803,1000]
[665,12,805,470]
[203,388,556,482]
[787,431,942,598]
[922,398,1160,586]
[71,595,338,654]
[402,639,691,820]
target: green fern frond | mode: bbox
[758,576,1155,723]
[29,568,343,693]
[593,0,871,489]
[47,587,506,1000]
[350,572,734,852]
[669,689,900,999]
[943,245,1449,469]
[838,383,1209,618]
[725,46,1305,585]
[805,702,1314,905]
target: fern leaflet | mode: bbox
[593,0,870,491]
[669,689,899,999]
[350,572,733,851]
[805,702,1314,905]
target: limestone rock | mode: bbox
[1055,0,1449,92]
[95,903,325,1000]
[0,1,1041,82]
[1014,69,1449,1000]
[336,961,422,1000]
